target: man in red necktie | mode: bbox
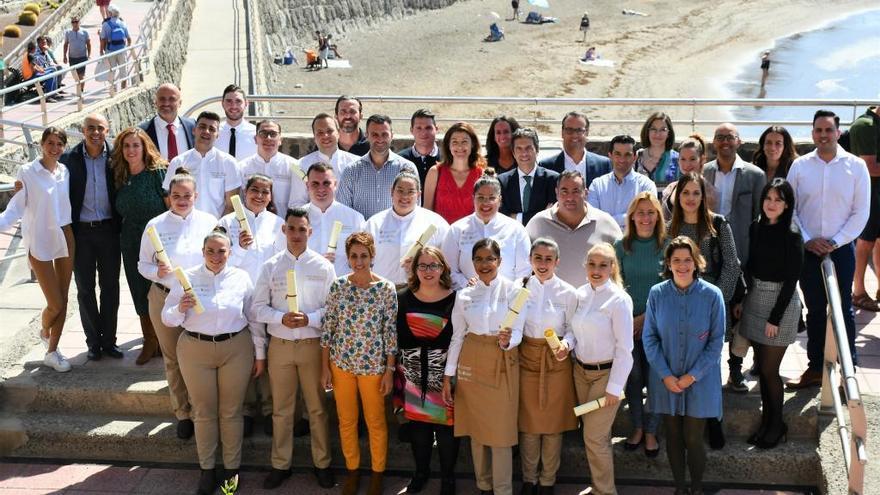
[137,83,196,161]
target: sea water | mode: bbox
[728,9,880,139]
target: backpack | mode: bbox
[105,18,127,46]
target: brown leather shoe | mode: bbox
[366,471,383,495]
[136,315,160,365]
[786,369,822,389]
[341,470,360,495]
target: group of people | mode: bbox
[1,78,877,495]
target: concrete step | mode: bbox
[0,365,821,439]
[0,410,819,486]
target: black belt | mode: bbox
[576,359,613,371]
[186,330,241,342]
[154,283,170,294]
[78,219,113,228]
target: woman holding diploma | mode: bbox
[138,169,217,439]
[442,238,525,495]
[112,127,169,365]
[569,243,633,495]
[518,237,578,494]
[365,171,449,287]
[321,232,398,495]
[161,227,259,495]
[643,236,724,495]
[614,192,667,456]
[396,246,459,495]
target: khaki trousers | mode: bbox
[148,283,190,420]
[471,440,513,495]
[29,225,74,352]
[177,329,254,469]
[519,432,563,486]
[243,372,273,417]
[573,366,620,495]
[268,337,331,470]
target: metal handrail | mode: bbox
[2,0,89,65]
[819,256,867,495]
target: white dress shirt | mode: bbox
[216,120,257,161]
[306,201,366,276]
[238,152,308,213]
[164,147,242,218]
[218,208,285,283]
[712,158,745,218]
[563,150,587,177]
[137,209,218,287]
[442,212,532,289]
[299,148,359,181]
[0,160,72,261]
[364,206,450,284]
[587,169,657,228]
[570,280,634,396]
[445,276,526,376]
[153,115,190,160]
[161,264,259,350]
[788,146,870,245]
[251,248,336,357]
[523,275,578,346]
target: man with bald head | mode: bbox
[63,114,123,360]
[138,83,196,160]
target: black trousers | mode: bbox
[409,420,459,481]
[73,222,121,351]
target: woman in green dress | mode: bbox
[111,127,169,365]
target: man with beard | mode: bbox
[335,96,370,156]
[215,84,257,160]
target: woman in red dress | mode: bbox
[424,122,487,224]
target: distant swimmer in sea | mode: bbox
[760,50,771,87]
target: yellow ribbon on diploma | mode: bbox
[173,267,205,314]
[146,225,171,267]
[327,221,343,253]
[401,224,438,263]
[573,392,625,416]
[230,195,252,237]
[500,287,530,330]
[286,269,298,313]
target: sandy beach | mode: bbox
[271,0,878,137]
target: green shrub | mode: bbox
[22,3,41,15]
[3,25,22,38]
[17,12,38,26]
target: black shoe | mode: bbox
[520,481,537,495]
[293,417,310,437]
[726,370,748,393]
[538,485,555,495]
[87,348,102,361]
[707,418,725,450]
[440,479,456,495]
[262,468,291,489]
[263,415,273,436]
[221,469,239,493]
[177,418,194,439]
[102,346,124,359]
[196,469,217,495]
[747,425,767,445]
[406,472,428,493]
[314,466,335,489]
[756,423,788,449]
[243,415,254,438]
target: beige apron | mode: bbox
[454,332,520,447]
[518,336,578,434]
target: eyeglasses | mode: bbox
[257,130,279,138]
[714,134,738,142]
[71,20,80,23]
[416,263,443,272]
[563,127,587,135]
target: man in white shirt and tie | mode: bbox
[787,110,870,389]
[299,113,359,181]
[137,83,195,161]
[239,120,308,213]
[215,84,257,161]
[303,162,365,276]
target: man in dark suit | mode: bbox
[63,113,123,360]
[538,111,610,188]
[137,83,195,161]
[499,128,559,225]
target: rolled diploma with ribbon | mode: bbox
[230,195,252,237]
[574,392,626,416]
[286,269,298,313]
[544,328,563,352]
[291,163,306,181]
[146,225,171,267]
[500,287,530,330]
[327,221,344,253]
[400,224,438,263]
[173,267,205,314]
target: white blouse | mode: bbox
[445,276,525,376]
[239,152,308,213]
[364,206,450,285]
[306,201,366,277]
[251,248,336,356]
[137,209,218,287]
[442,213,531,290]
[218,208,285,283]
[523,275,578,344]
[161,264,257,344]
[0,159,72,261]
[570,280,635,396]
[164,147,241,218]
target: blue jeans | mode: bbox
[38,67,57,93]
[625,339,659,434]
[800,244,857,372]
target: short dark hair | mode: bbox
[41,126,68,145]
[345,231,376,258]
[306,162,334,177]
[662,236,706,279]
[512,128,539,150]
[472,238,501,259]
[556,169,585,188]
[256,119,281,133]
[410,108,436,128]
[222,84,245,100]
[311,112,336,131]
[284,206,310,222]
[561,111,590,130]
[335,95,362,115]
[196,111,221,124]
[610,134,636,149]
[366,114,392,129]
[813,109,840,128]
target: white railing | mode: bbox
[818,257,868,495]
[2,0,90,66]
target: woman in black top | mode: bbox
[751,126,798,180]
[734,178,803,449]
[397,245,459,495]
[485,116,521,173]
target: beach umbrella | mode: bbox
[482,11,501,19]
[528,0,550,8]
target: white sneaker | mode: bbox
[44,351,71,372]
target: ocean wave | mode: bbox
[815,78,849,95]
[814,37,880,71]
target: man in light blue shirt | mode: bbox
[587,134,657,228]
